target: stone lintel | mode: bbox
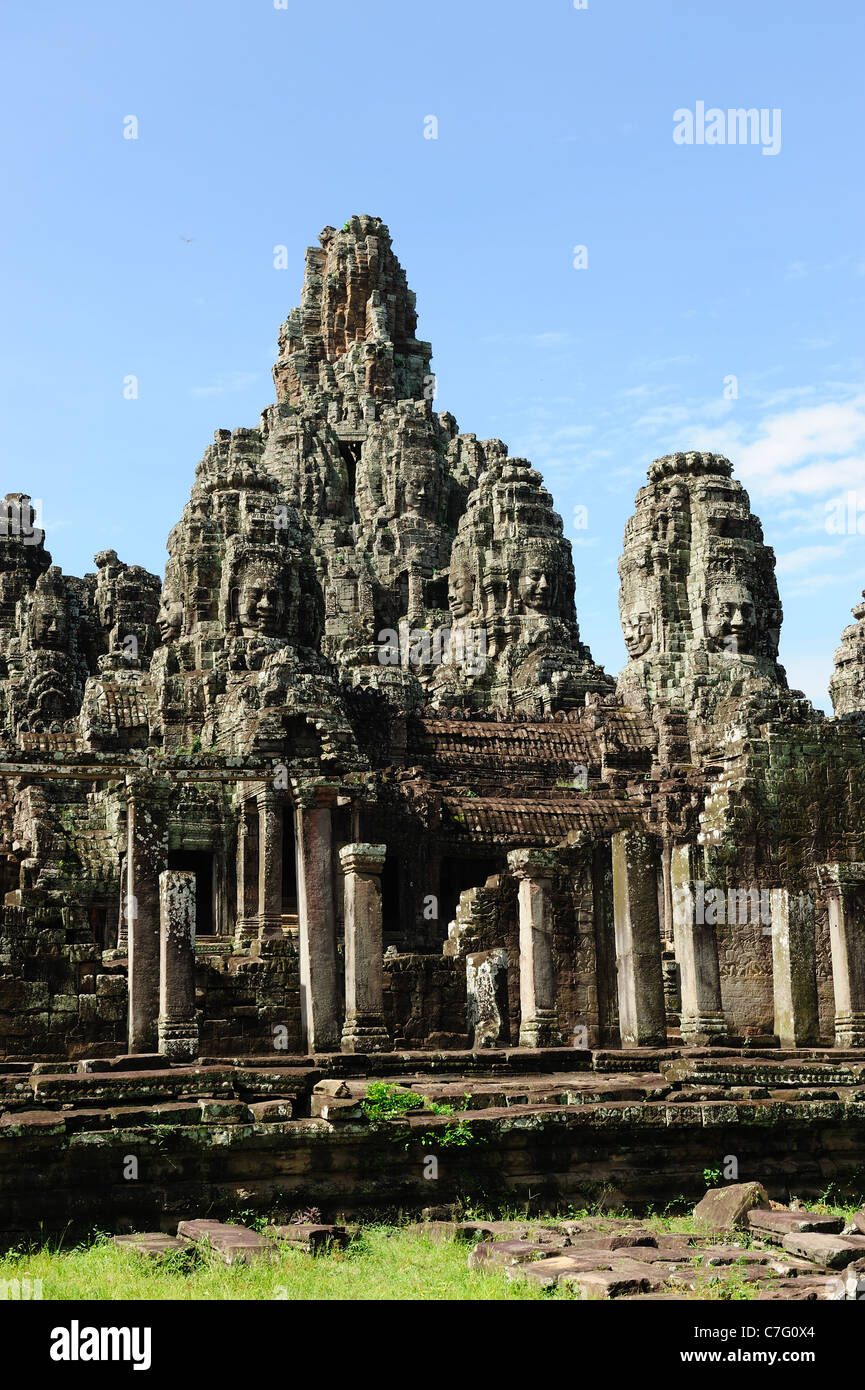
[295,780,339,811]
[507,848,558,882]
[339,843,386,877]
[817,862,865,892]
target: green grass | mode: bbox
[0,1228,556,1301]
[3,1194,857,1301]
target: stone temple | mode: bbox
[2,215,865,1232]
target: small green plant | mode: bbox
[703,1166,722,1188]
[360,1084,482,1150]
[360,1082,425,1125]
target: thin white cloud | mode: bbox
[189,370,258,398]
[735,395,865,496]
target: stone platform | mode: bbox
[2,1046,865,1242]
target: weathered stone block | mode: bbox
[693,1182,770,1231]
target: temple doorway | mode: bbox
[439,855,502,938]
[167,850,214,936]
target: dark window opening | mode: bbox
[167,850,214,936]
[89,904,108,949]
[381,853,401,936]
[439,856,502,940]
[338,440,361,523]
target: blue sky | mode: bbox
[1,0,863,710]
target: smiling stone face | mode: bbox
[448,564,475,620]
[705,582,756,656]
[237,564,288,638]
[30,597,67,650]
[29,573,69,652]
[519,555,556,614]
[156,596,184,645]
[402,468,438,521]
[622,608,653,658]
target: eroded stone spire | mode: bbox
[272,216,432,419]
[616,451,792,740]
[829,589,865,716]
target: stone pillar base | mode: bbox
[341,1018,391,1053]
[257,916,283,941]
[233,918,255,952]
[680,1011,729,1046]
[835,1011,865,1048]
[157,1019,199,1062]
[518,1011,562,1048]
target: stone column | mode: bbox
[234,799,258,950]
[467,947,509,1048]
[670,843,728,1044]
[256,787,283,940]
[126,779,168,1053]
[157,869,199,1062]
[213,850,228,938]
[507,849,562,1048]
[770,888,819,1047]
[611,829,666,1047]
[817,864,865,1047]
[340,843,390,1053]
[117,857,128,953]
[660,840,674,949]
[296,785,341,1053]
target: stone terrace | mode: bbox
[2,1047,865,1242]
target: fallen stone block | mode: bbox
[177,1219,272,1264]
[113,1233,191,1259]
[669,1260,773,1291]
[78,1055,171,1073]
[781,1231,865,1268]
[595,1233,658,1252]
[312,1079,351,1098]
[693,1181,770,1231]
[757,1277,847,1300]
[850,1211,865,1235]
[766,1254,827,1277]
[265,1223,349,1253]
[468,1239,563,1271]
[695,1245,766,1267]
[0,1110,66,1136]
[406,1221,497,1243]
[311,1097,366,1120]
[507,1255,609,1288]
[248,1099,293,1122]
[747,1208,844,1239]
[569,1266,654,1299]
[198,1100,251,1124]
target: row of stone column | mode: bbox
[126,781,393,1056]
[508,833,865,1050]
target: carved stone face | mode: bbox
[402,470,436,520]
[448,566,474,620]
[623,608,653,658]
[30,593,68,650]
[237,566,287,638]
[156,597,183,645]
[705,582,756,656]
[519,557,556,614]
